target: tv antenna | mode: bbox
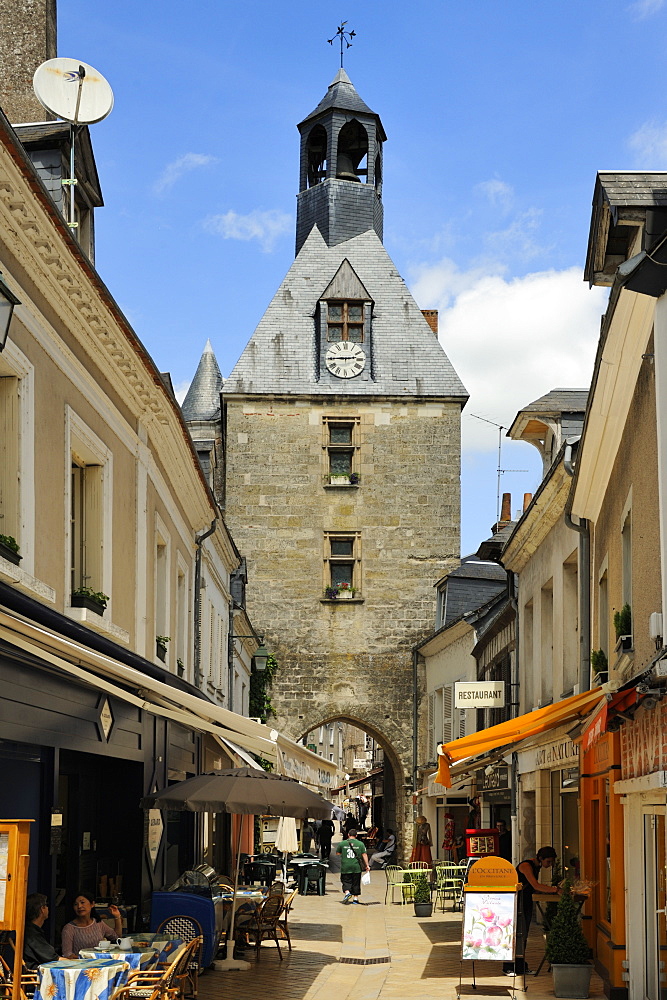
[470,413,528,526]
[33,58,114,232]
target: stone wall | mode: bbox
[223,392,462,842]
[0,0,56,123]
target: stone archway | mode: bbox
[283,699,413,857]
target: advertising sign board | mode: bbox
[454,681,505,709]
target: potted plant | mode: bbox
[614,604,632,652]
[0,533,21,565]
[590,648,608,682]
[177,658,185,677]
[330,473,351,485]
[324,583,357,600]
[412,871,433,917]
[71,587,108,615]
[349,472,360,485]
[546,881,592,998]
[156,635,170,661]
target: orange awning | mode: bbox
[435,687,603,788]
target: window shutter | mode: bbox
[427,693,435,759]
[458,708,466,740]
[442,685,453,744]
[83,464,104,590]
[0,378,20,538]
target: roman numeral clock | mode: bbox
[325,341,366,378]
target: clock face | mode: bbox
[325,341,366,379]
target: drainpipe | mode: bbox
[564,441,591,694]
[193,519,217,688]
[412,646,419,815]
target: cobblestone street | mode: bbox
[201,863,606,1000]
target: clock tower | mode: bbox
[219,70,467,839]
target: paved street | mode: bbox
[201,863,606,1000]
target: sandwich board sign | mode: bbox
[461,857,520,964]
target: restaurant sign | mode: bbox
[454,681,505,709]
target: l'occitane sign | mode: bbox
[466,856,519,891]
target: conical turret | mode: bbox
[181,340,223,422]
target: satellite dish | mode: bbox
[33,58,114,125]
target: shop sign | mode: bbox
[480,765,509,791]
[454,681,506,709]
[533,738,578,770]
[353,758,370,770]
[147,809,163,869]
[278,747,335,789]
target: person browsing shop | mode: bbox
[503,846,560,976]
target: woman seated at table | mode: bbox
[61,892,122,958]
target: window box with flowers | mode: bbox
[324,582,357,600]
[71,587,108,615]
[0,534,21,566]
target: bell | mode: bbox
[336,153,361,182]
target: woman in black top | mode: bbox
[503,846,560,976]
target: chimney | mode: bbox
[0,0,57,123]
[500,492,511,523]
[421,310,438,336]
[523,492,533,512]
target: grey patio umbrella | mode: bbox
[141,767,332,970]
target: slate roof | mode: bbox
[223,227,468,400]
[512,389,589,416]
[595,172,667,208]
[299,68,380,127]
[182,340,223,421]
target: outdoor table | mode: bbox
[219,889,266,934]
[121,932,183,964]
[532,892,588,976]
[79,949,159,972]
[34,958,128,1000]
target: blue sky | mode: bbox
[56,0,667,554]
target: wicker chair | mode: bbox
[0,955,39,1000]
[243,894,284,961]
[110,938,199,1000]
[276,888,298,951]
[155,918,204,997]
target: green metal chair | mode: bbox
[384,865,405,904]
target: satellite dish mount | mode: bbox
[33,57,114,232]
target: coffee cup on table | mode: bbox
[116,937,133,950]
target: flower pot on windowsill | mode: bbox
[329,475,351,486]
[0,539,21,565]
[156,641,167,662]
[71,592,107,615]
[615,635,633,654]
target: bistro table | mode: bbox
[79,949,159,973]
[34,958,128,1000]
[119,933,183,965]
[219,888,266,933]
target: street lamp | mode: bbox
[0,274,20,352]
[230,632,269,671]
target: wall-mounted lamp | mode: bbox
[0,274,20,352]
[230,632,269,671]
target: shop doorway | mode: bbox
[643,810,667,1000]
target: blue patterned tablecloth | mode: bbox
[121,934,182,965]
[35,959,128,1000]
[79,950,158,972]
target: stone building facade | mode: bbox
[216,70,467,838]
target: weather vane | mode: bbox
[328,21,356,68]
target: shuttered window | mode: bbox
[0,376,20,542]
[71,462,103,592]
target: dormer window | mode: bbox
[327,301,365,343]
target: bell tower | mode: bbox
[295,69,385,255]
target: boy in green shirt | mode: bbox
[335,828,370,904]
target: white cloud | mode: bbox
[628,0,664,18]
[409,261,608,452]
[475,178,514,212]
[628,120,667,165]
[203,209,292,253]
[173,379,191,405]
[153,153,217,195]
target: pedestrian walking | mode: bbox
[319,818,335,860]
[335,827,370,904]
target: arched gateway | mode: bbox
[190,70,467,848]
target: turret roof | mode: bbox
[181,339,223,421]
[299,69,383,134]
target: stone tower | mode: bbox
[0,0,57,123]
[220,71,468,838]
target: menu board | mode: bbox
[462,890,517,962]
[0,831,7,922]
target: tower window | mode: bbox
[336,119,368,182]
[327,301,364,342]
[306,125,327,188]
[324,531,361,597]
[323,417,360,485]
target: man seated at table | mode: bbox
[369,830,396,869]
[23,893,63,969]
